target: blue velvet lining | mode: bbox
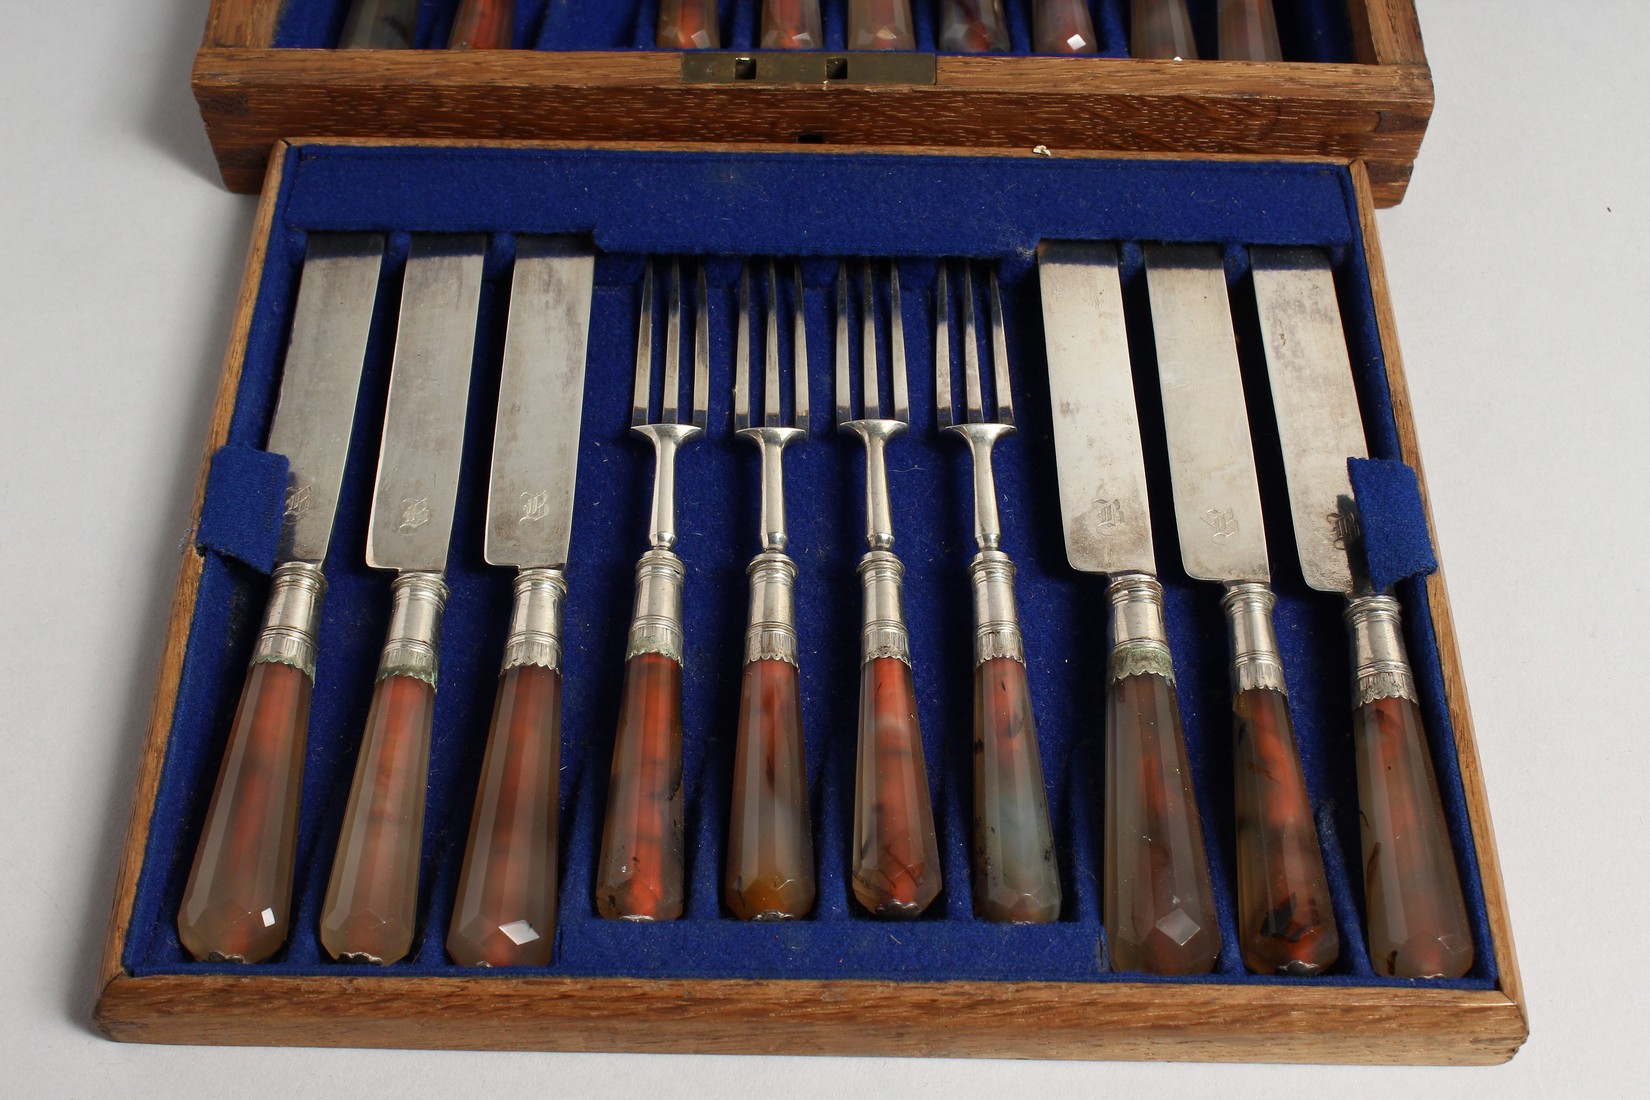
[271,1,1352,61]
[196,445,290,573]
[1349,457,1437,590]
[123,144,1494,994]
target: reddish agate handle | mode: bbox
[447,0,513,49]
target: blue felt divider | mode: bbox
[196,445,290,573]
[125,142,1493,992]
[271,1,1351,60]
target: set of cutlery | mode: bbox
[176,233,1472,983]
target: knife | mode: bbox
[1038,241,1220,975]
[447,238,594,967]
[177,235,385,964]
[319,235,487,965]
[1143,243,1338,976]
[1249,246,1474,979]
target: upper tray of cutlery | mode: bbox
[192,0,1432,203]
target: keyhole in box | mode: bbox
[825,57,849,80]
[733,57,756,80]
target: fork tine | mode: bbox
[765,260,782,428]
[861,259,880,418]
[692,262,709,430]
[661,260,682,423]
[632,261,655,427]
[835,261,851,426]
[962,263,984,424]
[934,263,953,428]
[734,262,752,431]
[889,263,909,423]
[793,263,810,433]
[987,266,1014,427]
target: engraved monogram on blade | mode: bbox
[1326,507,1359,551]
[284,482,314,523]
[1203,507,1238,540]
[1095,497,1123,529]
[398,497,430,532]
[519,490,549,524]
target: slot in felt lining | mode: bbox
[271,1,1350,60]
[124,144,1492,990]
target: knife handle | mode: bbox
[762,0,824,49]
[1217,0,1282,60]
[448,570,566,967]
[1130,0,1199,59]
[969,552,1060,922]
[178,562,325,963]
[595,550,686,920]
[850,551,942,918]
[338,0,419,49]
[319,572,446,964]
[1347,596,1475,979]
[1033,0,1099,53]
[848,0,917,50]
[447,0,513,49]
[1223,584,1339,976]
[657,0,722,49]
[726,552,815,920]
[939,0,1010,52]
[1103,574,1220,974]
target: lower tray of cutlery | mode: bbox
[96,139,1525,1063]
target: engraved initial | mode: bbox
[398,497,430,532]
[1095,498,1123,529]
[284,483,314,522]
[1326,510,1358,550]
[519,490,550,524]
[1203,508,1237,540]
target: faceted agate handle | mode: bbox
[319,572,446,964]
[972,658,1061,922]
[447,0,513,49]
[849,0,917,50]
[939,0,1010,52]
[1347,596,1475,979]
[657,0,721,49]
[852,656,943,917]
[448,571,566,966]
[762,0,824,49]
[1102,575,1220,974]
[1217,0,1282,60]
[1033,0,1098,54]
[1131,0,1198,59]
[179,563,323,963]
[338,0,419,49]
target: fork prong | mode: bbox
[765,260,782,428]
[987,266,1014,427]
[631,261,655,427]
[962,264,984,424]
[692,262,710,430]
[935,263,953,429]
[889,264,910,424]
[661,260,683,423]
[793,263,810,434]
[734,263,752,431]
[861,259,880,419]
[835,261,852,426]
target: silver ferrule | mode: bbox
[378,571,448,686]
[858,549,910,666]
[627,548,685,663]
[969,550,1024,666]
[502,568,567,673]
[1221,582,1288,696]
[251,561,328,678]
[1107,572,1175,684]
[1345,593,1418,707]
[745,550,800,666]
[848,420,905,552]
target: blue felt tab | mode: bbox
[195,445,289,574]
[1349,457,1437,590]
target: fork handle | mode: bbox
[1346,596,1474,978]
[657,0,722,49]
[1131,0,1199,59]
[1218,0,1282,60]
[849,0,917,50]
[1033,0,1099,54]
[447,0,513,49]
[762,1,824,49]
[850,551,942,918]
[595,550,687,921]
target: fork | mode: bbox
[838,259,942,919]
[724,261,816,921]
[593,260,707,921]
[936,262,1062,923]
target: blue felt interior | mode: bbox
[196,445,290,573]
[122,143,1494,993]
[1348,456,1437,590]
[270,1,1352,61]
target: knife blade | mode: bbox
[1143,243,1339,976]
[1038,240,1219,976]
[321,235,487,965]
[177,234,385,964]
[449,237,595,967]
[1250,245,1474,980]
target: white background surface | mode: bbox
[2,1,1646,1095]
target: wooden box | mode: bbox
[194,1,1432,205]
[95,138,1523,1063]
